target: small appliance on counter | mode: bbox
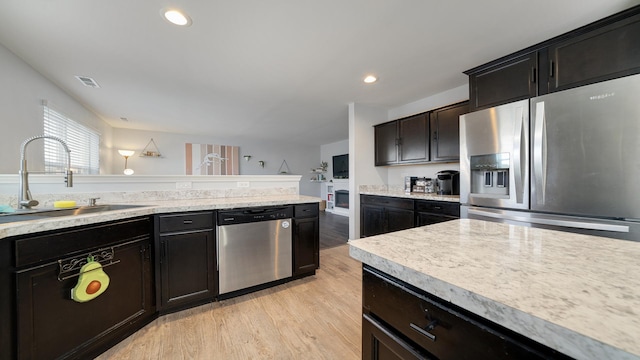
[425,178,436,193]
[404,176,417,193]
[413,177,425,193]
[436,170,460,195]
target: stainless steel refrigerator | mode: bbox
[460,73,640,241]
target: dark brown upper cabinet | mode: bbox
[399,114,429,163]
[429,101,469,161]
[465,6,640,111]
[375,113,428,166]
[468,52,539,111]
[374,120,400,165]
[548,11,640,93]
[375,102,467,166]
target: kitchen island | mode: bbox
[349,219,640,360]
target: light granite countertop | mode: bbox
[349,219,640,360]
[0,195,320,240]
[359,190,460,203]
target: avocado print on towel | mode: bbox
[185,143,239,175]
[71,257,110,303]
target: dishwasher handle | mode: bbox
[217,206,294,225]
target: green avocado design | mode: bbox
[71,258,110,302]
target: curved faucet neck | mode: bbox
[18,135,73,210]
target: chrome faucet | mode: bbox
[19,135,73,209]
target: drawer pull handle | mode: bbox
[433,206,441,210]
[183,220,193,224]
[410,321,437,342]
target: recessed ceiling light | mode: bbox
[364,75,377,84]
[162,8,192,26]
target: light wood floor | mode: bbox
[96,213,361,360]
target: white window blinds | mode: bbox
[43,103,100,174]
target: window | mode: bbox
[43,102,100,174]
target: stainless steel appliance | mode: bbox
[404,176,417,193]
[216,206,293,295]
[412,177,427,193]
[460,74,640,241]
[436,170,460,195]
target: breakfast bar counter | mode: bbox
[349,219,640,360]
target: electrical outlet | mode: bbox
[237,181,250,188]
[176,181,192,189]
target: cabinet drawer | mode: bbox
[361,195,414,210]
[157,212,214,233]
[294,203,319,218]
[14,217,150,268]
[363,267,568,360]
[415,200,460,217]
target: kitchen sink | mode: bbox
[0,204,153,224]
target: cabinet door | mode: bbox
[468,52,538,111]
[16,239,153,360]
[159,230,215,310]
[399,114,428,163]
[363,313,431,360]
[429,101,468,161]
[375,121,399,165]
[548,13,640,93]
[386,208,415,233]
[293,217,319,275]
[361,204,386,237]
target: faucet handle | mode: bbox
[65,170,73,187]
[19,199,39,208]
[88,197,100,206]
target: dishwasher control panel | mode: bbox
[217,206,294,225]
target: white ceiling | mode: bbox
[0,1,637,146]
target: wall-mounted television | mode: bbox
[332,154,349,179]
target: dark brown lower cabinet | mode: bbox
[361,195,415,237]
[14,218,155,360]
[415,200,460,227]
[293,203,320,276]
[362,266,573,360]
[363,313,432,360]
[155,211,216,313]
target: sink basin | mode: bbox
[0,204,152,224]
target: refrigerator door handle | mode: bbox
[513,105,525,204]
[533,101,547,205]
[467,208,630,233]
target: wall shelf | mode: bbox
[139,138,163,158]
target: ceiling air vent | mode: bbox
[75,75,100,88]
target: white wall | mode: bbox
[0,43,113,174]
[320,139,349,181]
[347,84,468,238]
[349,103,389,239]
[385,84,468,187]
[0,43,320,197]
[388,85,468,120]
[111,128,321,196]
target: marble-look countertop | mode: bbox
[0,195,320,240]
[359,190,460,203]
[349,219,640,360]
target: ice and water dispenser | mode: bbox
[469,153,510,197]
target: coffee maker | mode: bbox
[436,170,460,195]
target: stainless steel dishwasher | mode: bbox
[216,206,293,295]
